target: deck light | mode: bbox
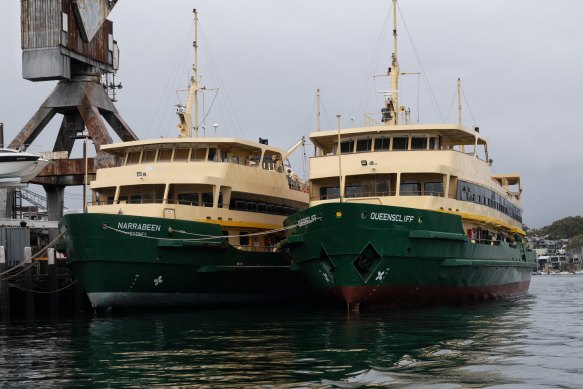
[361,160,367,166]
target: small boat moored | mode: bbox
[0,147,50,187]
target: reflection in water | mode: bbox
[0,276,582,387]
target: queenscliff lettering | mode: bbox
[117,222,162,232]
[369,212,414,223]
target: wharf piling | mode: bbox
[24,246,34,318]
[0,247,9,320]
[48,248,58,317]
[0,243,91,320]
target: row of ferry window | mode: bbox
[318,174,444,199]
[123,146,284,171]
[95,185,299,216]
[314,173,522,222]
[457,180,522,222]
[335,135,440,154]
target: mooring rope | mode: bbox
[9,279,78,294]
[0,261,39,282]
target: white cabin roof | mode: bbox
[100,137,288,158]
[310,123,487,149]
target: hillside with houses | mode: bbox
[528,216,583,273]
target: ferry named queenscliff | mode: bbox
[282,0,536,311]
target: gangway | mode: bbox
[18,187,47,211]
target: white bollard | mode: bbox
[48,248,55,265]
[0,246,5,265]
[24,246,32,264]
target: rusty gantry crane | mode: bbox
[9,0,137,221]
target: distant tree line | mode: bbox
[527,216,583,251]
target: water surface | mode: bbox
[1,275,582,388]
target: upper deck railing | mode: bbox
[89,198,301,216]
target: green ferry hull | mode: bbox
[60,213,313,310]
[283,203,536,309]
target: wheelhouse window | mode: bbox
[340,140,354,154]
[158,148,173,162]
[142,149,157,163]
[248,151,261,167]
[411,137,428,150]
[191,147,207,161]
[356,139,372,153]
[174,148,190,161]
[374,137,390,151]
[125,151,141,165]
[476,141,488,161]
[429,137,439,150]
[392,137,409,150]
[208,148,218,162]
[220,149,229,162]
[262,151,283,171]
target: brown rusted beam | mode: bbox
[78,105,113,150]
[8,107,56,149]
[53,112,84,153]
[36,158,95,177]
[101,111,138,141]
[9,76,137,151]
[32,158,96,186]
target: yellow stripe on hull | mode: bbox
[437,210,525,236]
[196,219,281,231]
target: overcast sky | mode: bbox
[1,0,582,228]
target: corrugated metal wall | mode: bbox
[67,15,113,65]
[21,0,113,66]
[21,0,62,49]
[0,227,31,268]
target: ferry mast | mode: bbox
[385,0,400,125]
[178,9,202,138]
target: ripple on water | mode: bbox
[0,277,582,387]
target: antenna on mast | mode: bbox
[316,89,321,132]
[457,78,462,128]
[381,0,400,125]
[315,89,321,156]
[193,8,200,137]
[390,0,400,125]
[177,9,202,138]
